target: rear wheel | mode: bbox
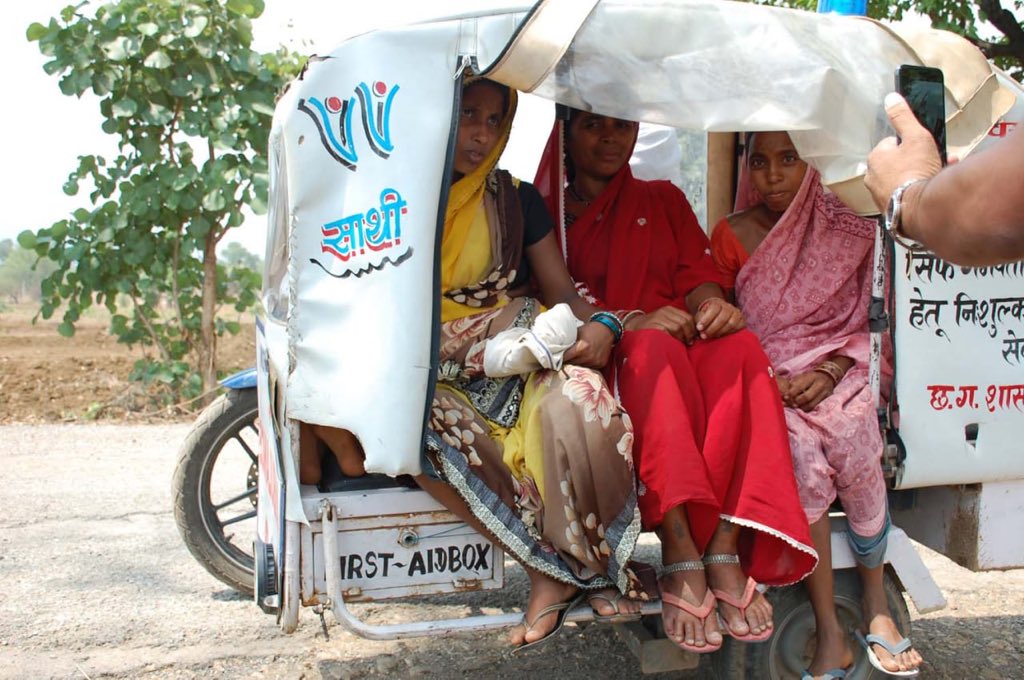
[172,388,259,594]
[712,567,911,680]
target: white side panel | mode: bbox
[892,251,1024,488]
[282,26,458,477]
[893,81,1024,489]
[977,480,1024,569]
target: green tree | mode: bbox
[0,246,59,304]
[753,0,1023,80]
[221,240,263,273]
[22,0,301,405]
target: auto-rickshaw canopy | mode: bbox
[487,0,1016,213]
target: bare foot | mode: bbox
[508,571,579,647]
[659,569,722,650]
[806,622,854,678]
[587,588,642,619]
[862,602,923,674]
[704,559,773,638]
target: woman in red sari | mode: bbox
[535,110,817,653]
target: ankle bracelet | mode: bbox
[660,560,705,577]
[702,553,740,566]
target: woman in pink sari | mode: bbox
[711,131,923,679]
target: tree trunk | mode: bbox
[198,231,218,406]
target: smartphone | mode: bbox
[895,65,948,165]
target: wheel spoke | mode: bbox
[213,486,257,511]
[221,509,257,526]
[234,431,258,464]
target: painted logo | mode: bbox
[298,81,399,170]
[310,188,413,279]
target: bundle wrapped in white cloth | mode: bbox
[483,303,583,377]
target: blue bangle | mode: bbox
[589,311,623,343]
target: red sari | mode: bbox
[535,123,816,586]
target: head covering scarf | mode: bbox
[535,114,724,312]
[734,147,876,373]
[441,80,519,321]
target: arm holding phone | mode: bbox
[866,92,1024,266]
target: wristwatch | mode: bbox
[884,178,926,250]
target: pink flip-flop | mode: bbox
[659,587,723,653]
[711,576,773,642]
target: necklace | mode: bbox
[567,182,591,205]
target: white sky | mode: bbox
[0,1,549,256]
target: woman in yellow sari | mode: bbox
[414,77,645,651]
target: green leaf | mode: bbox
[112,98,138,117]
[58,321,76,338]
[202,191,227,211]
[137,22,159,37]
[144,50,172,69]
[102,36,131,61]
[226,0,254,16]
[17,230,38,249]
[26,22,49,41]
[42,59,64,76]
[251,101,275,117]
[183,15,209,38]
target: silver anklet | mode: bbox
[659,560,705,577]
[702,553,740,566]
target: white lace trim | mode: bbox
[719,512,819,586]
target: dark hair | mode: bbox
[463,78,511,118]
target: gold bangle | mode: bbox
[814,360,844,386]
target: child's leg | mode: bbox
[804,514,854,677]
[298,421,323,484]
[849,515,924,674]
[311,424,366,477]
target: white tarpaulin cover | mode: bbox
[487,0,1015,214]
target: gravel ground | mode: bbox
[1,424,1022,679]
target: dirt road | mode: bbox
[1,424,1023,679]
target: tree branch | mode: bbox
[166,100,181,163]
[976,0,1024,61]
[129,293,171,362]
[170,230,189,348]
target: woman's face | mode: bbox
[453,82,506,179]
[566,113,638,182]
[747,131,808,214]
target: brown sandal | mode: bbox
[587,589,643,623]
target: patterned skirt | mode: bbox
[426,297,644,595]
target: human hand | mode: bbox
[865,92,943,212]
[633,305,698,345]
[782,371,834,412]
[564,320,615,368]
[694,297,745,339]
[775,374,791,398]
